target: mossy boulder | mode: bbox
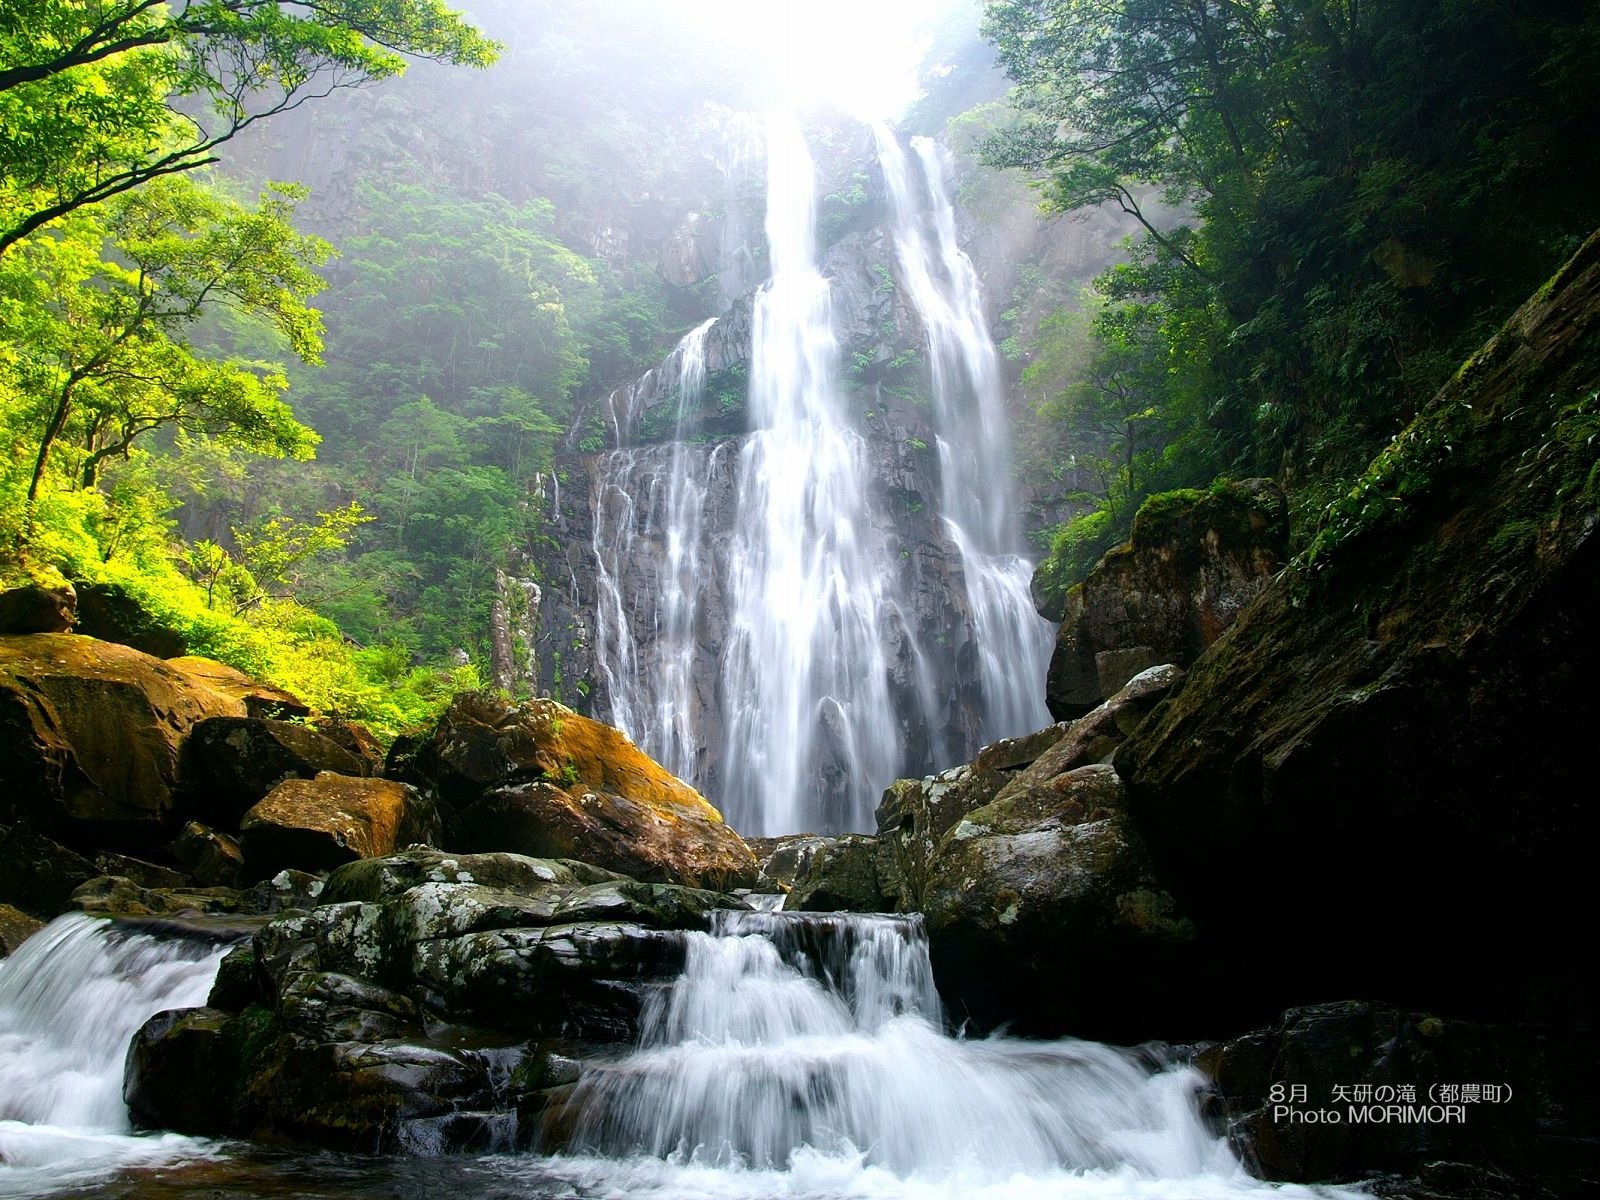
[788,835,887,912]
[1118,229,1600,1020]
[402,694,757,890]
[919,764,1192,1040]
[1046,479,1287,718]
[0,902,43,956]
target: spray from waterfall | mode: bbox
[0,915,228,1194]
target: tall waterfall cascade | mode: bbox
[575,115,1056,837]
[0,915,227,1194]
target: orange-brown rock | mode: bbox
[0,634,247,843]
[239,772,435,877]
[402,693,757,890]
[167,655,310,719]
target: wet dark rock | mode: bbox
[0,583,75,634]
[1200,1001,1597,1197]
[171,821,245,888]
[1117,234,1600,1023]
[71,581,187,657]
[0,824,100,918]
[184,717,370,829]
[788,835,887,913]
[309,716,387,777]
[1046,480,1286,718]
[91,851,189,890]
[124,1007,240,1137]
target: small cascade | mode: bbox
[554,911,1265,1189]
[0,914,228,1193]
[874,125,1056,743]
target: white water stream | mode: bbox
[584,116,1056,837]
[529,910,1351,1200]
[0,914,226,1197]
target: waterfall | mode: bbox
[540,911,1327,1198]
[576,116,1058,837]
[874,125,1056,742]
[0,914,227,1194]
[590,319,723,786]
[717,114,910,836]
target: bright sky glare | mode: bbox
[677,0,974,120]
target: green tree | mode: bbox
[0,0,498,252]
[0,177,328,544]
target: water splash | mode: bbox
[550,911,1324,1196]
[0,914,227,1197]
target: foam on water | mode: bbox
[0,914,227,1198]
[540,911,1359,1199]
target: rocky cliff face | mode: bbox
[1117,229,1600,1023]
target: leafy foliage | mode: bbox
[985,0,1600,563]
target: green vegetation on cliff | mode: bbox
[988,0,1600,599]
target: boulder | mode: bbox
[91,851,189,890]
[874,766,1011,910]
[405,694,756,890]
[239,773,436,877]
[71,581,187,657]
[788,835,887,912]
[183,716,369,827]
[124,1007,239,1136]
[0,824,101,918]
[0,635,246,844]
[1200,1001,1596,1197]
[748,835,832,891]
[0,902,44,956]
[166,655,310,719]
[308,716,386,776]
[0,583,75,634]
[920,764,1192,1040]
[1117,232,1600,1021]
[1046,480,1286,718]
[171,821,245,888]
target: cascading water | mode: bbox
[575,115,1058,837]
[0,914,228,1197]
[527,911,1352,1200]
[874,125,1056,742]
[590,318,723,785]
[717,114,911,836]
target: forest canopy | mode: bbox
[985,0,1600,610]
